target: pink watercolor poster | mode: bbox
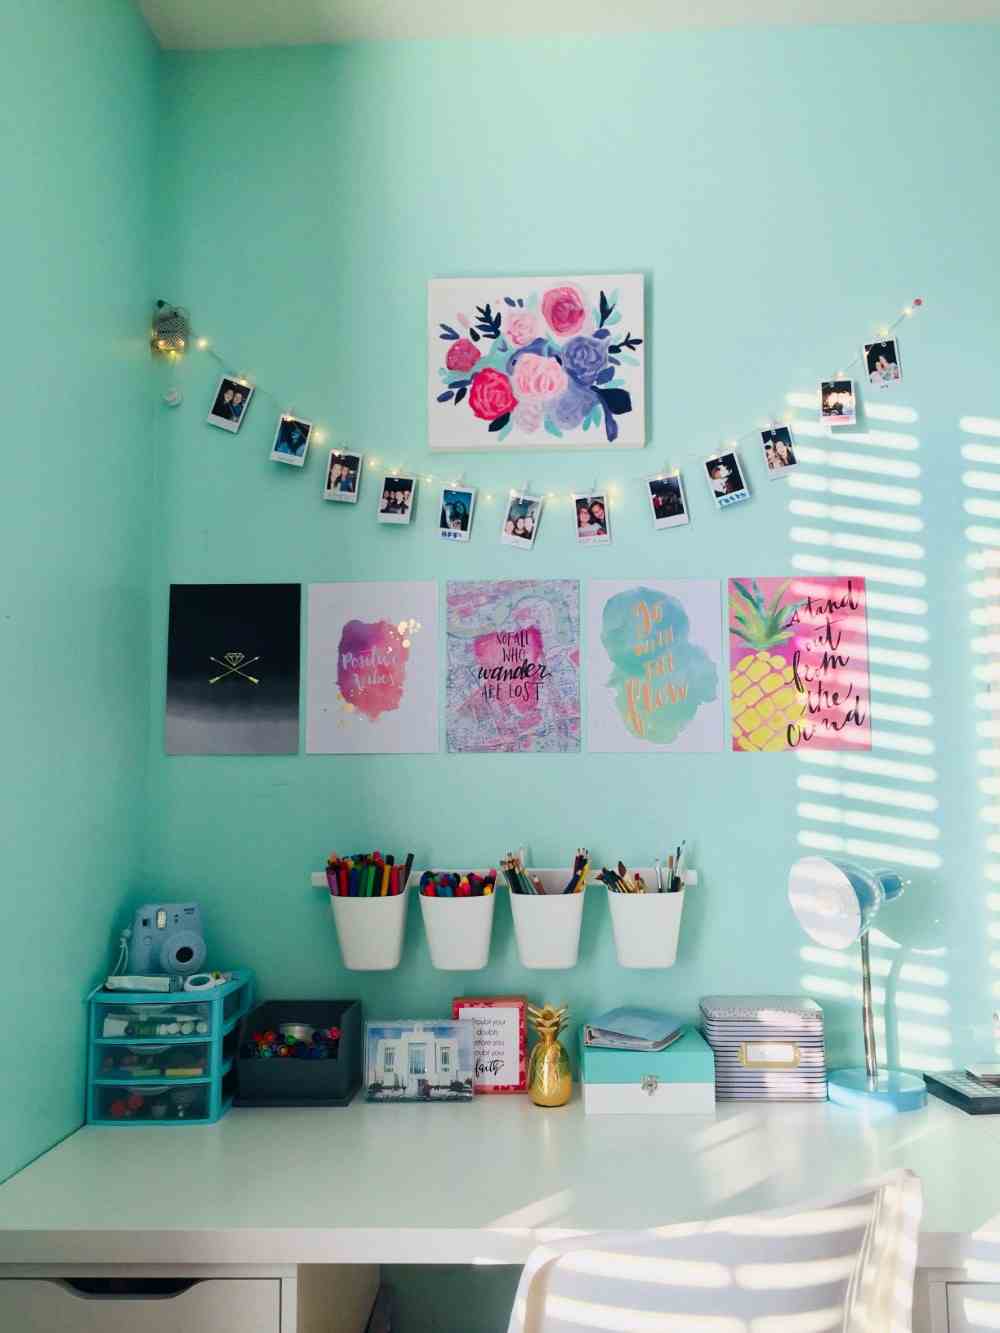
[446,580,580,753]
[728,576,871,753]
[307,582,438,754]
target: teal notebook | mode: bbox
[583,1006,685,1051]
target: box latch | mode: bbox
[640,1074,659,1096]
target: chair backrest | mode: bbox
[507,1169,922,1333]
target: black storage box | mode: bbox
[235,999,361,1107]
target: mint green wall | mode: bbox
[149,28,1000,1075]
[0,3,158,1181]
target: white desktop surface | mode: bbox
[0,1095,997,1269]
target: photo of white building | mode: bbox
[366,1021,474,1101]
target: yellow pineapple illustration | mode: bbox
[730,580,807,752]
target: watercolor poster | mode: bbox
[307,582,438,754]
[428,274,644,451]
[728,576,871,752]
[587,581,724,753]
[165,583,301,755]
[446,580,580,753]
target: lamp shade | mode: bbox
[788,856,905,950]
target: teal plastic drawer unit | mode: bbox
[579,1026,716,1115]
[87,970,254,1125]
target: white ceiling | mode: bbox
[138,0,1000,49]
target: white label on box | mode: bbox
[741,1041,799,1068]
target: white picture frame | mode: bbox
[705,451,751,511]
[647,473,689,529]
[440,486,477,542]
[270,414,313,467]
[207,375,255,434]
[377,475,416,525]
[760,426,799,479]
[323,449,363,503]
[501,492,543,549]
[428,274,645,451]
[820,378,857,426]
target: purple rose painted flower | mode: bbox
[551,378,597,431]
[561,335,608,386]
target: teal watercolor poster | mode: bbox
[587,580,724,753]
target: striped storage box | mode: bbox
[700,995,827,1101]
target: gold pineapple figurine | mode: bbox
[527,1003,572,1107]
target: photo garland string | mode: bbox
[186,297,924,542]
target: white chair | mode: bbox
[508,1169,922,1333]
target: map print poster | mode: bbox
[446,580,580,753]
[587,581,724,753]
[307,582,438,754]
[728,576,871,752]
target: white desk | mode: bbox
[0,1094,997,1271]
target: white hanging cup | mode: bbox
[412,870,496,970]
[329,886,409,971]
[508,870,586,969]
[605,869,696,968]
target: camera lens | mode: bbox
[176,946,194,964]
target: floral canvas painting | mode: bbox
[428,275,645,451]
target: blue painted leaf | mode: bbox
[620,353,639,367]
[504,297,516,307]
[437,390,454,402]
[593,328,610,340]
[449,378,470,389]
[582,412,591,431]
[439,323,460,340]
[468,327,480,342]
[544,417,563,439]
[608,356,620,366]
[594,387,632,416]
[595,367,615,385]
[488,412,511,433]
[607,311,622,325]
[517,298,524,307]
[497,421,513,441]
[603,405,619,443]
[453,387,467,406]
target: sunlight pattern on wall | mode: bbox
[786,390,950,1072]
[962,415,1000,1054]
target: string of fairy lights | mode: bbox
[169,298,924,511]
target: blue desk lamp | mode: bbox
[788,856,927,1112]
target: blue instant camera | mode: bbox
[130,902,206,975]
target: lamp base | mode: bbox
[828,1067,927,1112]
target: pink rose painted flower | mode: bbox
[512,399,544,434]
[468,367,517,421]
[511,352,568,401]
[541,285,586,336]
[445,338,481,373]
[504,310,539,347]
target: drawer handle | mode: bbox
[58,1278,201,1300]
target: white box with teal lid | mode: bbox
[579,1026,716,1115]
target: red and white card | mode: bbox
[452,996,527,1094]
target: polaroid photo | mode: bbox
[440,486,476,542]
[365,1020,474,1103]
[501,492,543,549]
[864,338,902,389]
[761,425,799,479]
[574,493,611,546]
[207,376,255,434]
[323,449,363,503]
[705,451,751,510]
[820,378,856,426]
[270,414,313,467]
[377,475,416,525]
[647,473,689,530]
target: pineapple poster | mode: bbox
[728,577,871,753]
[587,581,724,753]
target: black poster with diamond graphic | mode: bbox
[166,584,301,755]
